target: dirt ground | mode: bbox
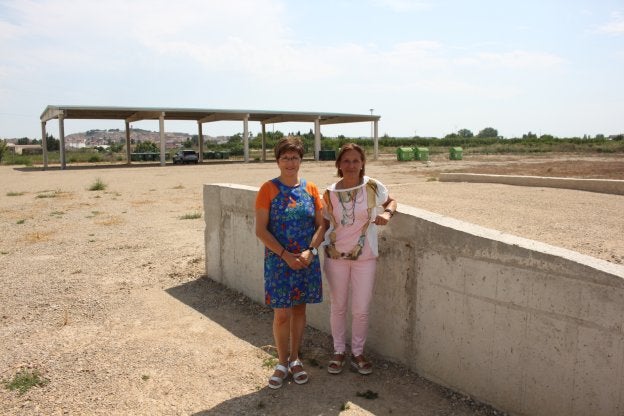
[0,153,622,415]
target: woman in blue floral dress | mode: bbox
[255,137,325,389]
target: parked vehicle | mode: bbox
[172,149,199,164]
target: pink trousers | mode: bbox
[324,257,377,356]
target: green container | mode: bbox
[450,147,463,160]
[413,147,429,161]
[319,149,336,161]
[204,151,215,159]
[214,151,223,159]
[396,147,414,161]
[130,153,141,161]
[220,151,230,159]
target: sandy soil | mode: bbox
[0,153,622,415]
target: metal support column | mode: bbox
[125,121,131,165]
[261,123,267,162]
[243,114,249,162]
[159,113,166,166]
[314,118,321,161]
[198,122,204,162]
[41,121,48,170]
[59,114,66,170]
[373,120,379,160]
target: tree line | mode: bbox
[2,128,622,162]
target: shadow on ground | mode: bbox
[166,276,505,416]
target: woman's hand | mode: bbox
[283,251,308,270]
[374,195,396,226]
[373,211,392,226]
[299,250,314,267]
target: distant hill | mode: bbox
[64,128,229,148]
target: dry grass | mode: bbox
[35,190,73,199]
[130,199,155,207]
[22,231,54,243]
[95,216,124,226]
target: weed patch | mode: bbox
[260,346,279,370]
[6,191,25,196]
[262,356,278,370]
[5,368,49,394]
[179,212,201,220]
[356,390,379,400]
[36,189,69,199]
[88,178,107,191]
[86,210,102,218]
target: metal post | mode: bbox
[374,119,379,161]
[198,122,204,163]
[261,123,267,162]
[314,118,321,161]
[243,114,249,162]
[59,114,66,170]
[41,121,48,170]
[159,113,166,166]
[125,121,131,165]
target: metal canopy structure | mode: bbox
[40,105,381,170]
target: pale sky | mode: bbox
[1,0,623,139]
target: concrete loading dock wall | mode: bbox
[204,183,624,416]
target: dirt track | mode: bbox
[0,153,622,415]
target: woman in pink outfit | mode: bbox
[321,143,397,375]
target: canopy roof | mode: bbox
[39,104,381,169]
[40,105,380,125]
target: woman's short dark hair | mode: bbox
[335,143,366,178]
[274,137,304,160]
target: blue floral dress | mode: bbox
[264,178,322,308]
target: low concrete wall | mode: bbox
[204,183,624,416]
[439,173,624,195]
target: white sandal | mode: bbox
[268,363,288,389]
[327,351,346,374]
[288,359,309,385]
[351,354,373,375]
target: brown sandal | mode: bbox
[327,351,346,374]
[351,354,373,375]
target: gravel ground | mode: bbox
[0,153,622,415]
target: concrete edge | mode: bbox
[397,203,624,279]
[439,173,624,195]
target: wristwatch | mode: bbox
[308,246,318,256]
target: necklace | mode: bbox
[337,188,359,226]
